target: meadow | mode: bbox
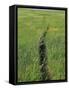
[18,8,65,82]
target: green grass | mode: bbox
[18,8,65,82]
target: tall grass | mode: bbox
[18,8,65,82]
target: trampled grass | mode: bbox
[18,8,65,82]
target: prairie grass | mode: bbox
[18,8,65,82]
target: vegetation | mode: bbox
[18,8,65,82]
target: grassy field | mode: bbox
[18,8,65,82]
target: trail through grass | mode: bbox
[18,8,65,82]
